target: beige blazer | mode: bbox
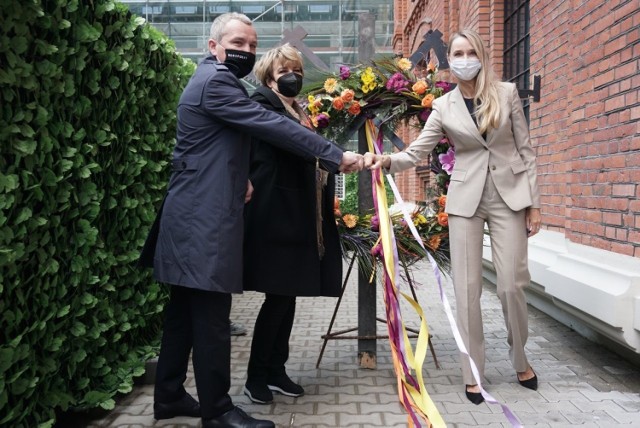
[389,82,540,217]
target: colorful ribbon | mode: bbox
[366,120,445,428]
[365,119,523,428]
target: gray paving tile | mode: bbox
[63,259,640,427]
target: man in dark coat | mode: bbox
[143,12,362,428]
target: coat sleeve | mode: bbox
[203,71,344,173]
[389,100,445,174]
[509,83,540,208]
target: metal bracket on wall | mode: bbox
[518,74,541,102]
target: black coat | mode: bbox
[243,87,342,297]
[143,57,344,293]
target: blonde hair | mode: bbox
[448,29,501,134]
[253,44,304,86]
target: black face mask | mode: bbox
[276,72,304,97]
[222,48,256,79]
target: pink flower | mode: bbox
[385,72,409,93]
[419,109,431,122]
[339,66,351,80]
[370,242,383,258]
[439,136,452,147]
[435,81,451,92]
[438,147,455,175]
[370,215,379,231]
[316,113,330,129]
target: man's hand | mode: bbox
[339,151,363,173]
[245,180,254,203]
[364,153,390,170]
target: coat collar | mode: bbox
[450,87,489,147]
[254,86,285,109]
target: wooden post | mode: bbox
[357,12,377,369]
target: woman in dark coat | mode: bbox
[242,44,342,404]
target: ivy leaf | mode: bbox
[0,174,19,192]
[15,208,32,224]
[12,36,28,54]
[13,139,37,155]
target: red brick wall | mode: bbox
[393,0,640,257]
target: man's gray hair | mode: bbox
[209,12,252,41]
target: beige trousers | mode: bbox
[448,174,531,385]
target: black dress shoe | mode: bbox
[202,407,275,428]
[465,385,484,405]
[518,370,538,391]
[154,393,200,419]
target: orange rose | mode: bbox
[347,102,361,115]
[438,195,447,208]
[341,89,355,102]
[437,212,448,227]
[332,97,345,110]
[334,196,341,216]
[421,93,435,108]
[412,80,428,95]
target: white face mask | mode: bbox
[449,58,482,81]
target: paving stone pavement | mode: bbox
[63,260,640,428]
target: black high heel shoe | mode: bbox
[517,368,538,391]
[465,385,484,405]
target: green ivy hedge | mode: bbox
[0,1,195,426]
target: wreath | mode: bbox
[303,56,455,275]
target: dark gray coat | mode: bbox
[146,57,344,293]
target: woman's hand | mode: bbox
[525,207,541,237]
[364,153,390,170]
[245,180,254,203]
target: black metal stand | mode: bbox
[316,253,440,369]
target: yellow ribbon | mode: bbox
[365,120,445,428]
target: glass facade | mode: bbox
[119,0,395,71]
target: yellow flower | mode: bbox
[396,58,412,71]
[362,81,377,94]
[343,214,358,228]
[361,67,376,85]
[324,78,338,94]
[413,214,427,226]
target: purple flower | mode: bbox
[370,242,383,258]
[419,109,431,122]
[370,214,379,231]
[435,81,451,93]
[385,72,409,93]
[438,147,455,175]
[339,66,351,80]
[316,113,330,129]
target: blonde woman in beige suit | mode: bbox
[365,29,541,405]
